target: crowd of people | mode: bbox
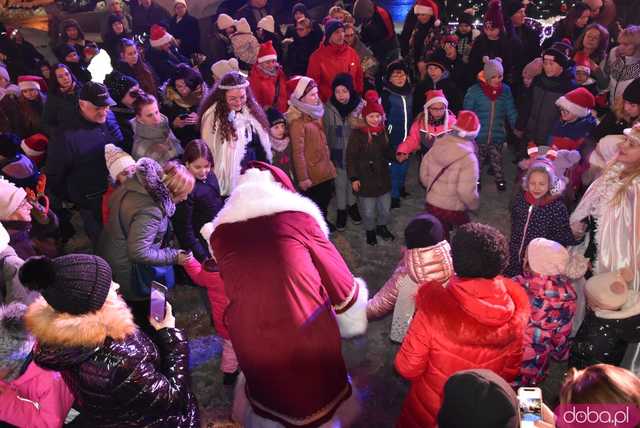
[0,0,639,426]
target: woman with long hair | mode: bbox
[573,23,610,88]
[0,76,46,138]
[199,71,271,196]
[161,64,205,145]
[571,122,640,374]
[547,3,591,46]
[42,63,81,132]
[115,38,158,97]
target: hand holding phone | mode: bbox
[518,387,543,428]
[149,281,168,322]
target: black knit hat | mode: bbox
[459,11,475,26]
[542,47,569,69]
[332,72,356,92]
[108,13,124,26]
[0,132,20,158]
[292,2,308,19]
[451,223,508,278]
[503,0,524,18]
[266,107,285,127]
[623,77,640,104]
[104,71,138,104]
[324,19,344,45]
[386,59,411,80]
[19,254,113,315]
[56,44,78,61]
[404,213,445,249]
[438,369,519,428]
[424,49,448,72]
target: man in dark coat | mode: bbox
[131,0,171,36]
[168,0,201,56]
[46,82,123,245]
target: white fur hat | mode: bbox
[217,13,235,30]
[211,58,240,81]
[258,15,275,34]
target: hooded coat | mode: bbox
[209,168,367,427]
[98,159,180,301]
[419,133,479,212]
[395,275,530,428]
[25,296,200,427]
[307,43,364,103]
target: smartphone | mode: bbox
[150,281,168,322]
[518,387,543,428]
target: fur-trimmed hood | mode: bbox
[208,168,329,238]
[134,158,175,217]
[25,292,137,365]
[417,276,530,347]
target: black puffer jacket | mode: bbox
[26,297,200,427]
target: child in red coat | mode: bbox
[180,249,239,385]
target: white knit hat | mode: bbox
[257,15,275,34]
[174,0,186,7]
[217,13,235,31]
[105,143,136,181]
[0,177,27,220]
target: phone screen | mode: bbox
[519,395,542,427]
[150,281,167,322]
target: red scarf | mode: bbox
[524,191,555,206]
[362,125,385,143]
[480,80,503,101]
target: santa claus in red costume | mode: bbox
[201,161,367,427]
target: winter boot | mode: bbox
[496,180,506,192]
[391,198,401,209]
[348,204,362,224]
[366,230,377,246]
[336,210,347,231]
[376,225,395,241]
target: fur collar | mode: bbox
[417,276,530,347]
[25,293,136,349]
[210,168,329,237]
[135,158,175,217]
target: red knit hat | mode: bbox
[257,40,278,63]
[452,110,480,139]
[286,75,315,100]
[484,0,504,31]
[555,87,595,118]
[20,133,48,165]
[362,90,384,117]
[17,75,46,92]
[573,51,591,75]
[149,24,173,48]
[414,0,441,26]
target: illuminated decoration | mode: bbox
[443,16,563,46]
[87,49,113,84]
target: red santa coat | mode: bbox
[307,43,364,103]
[209,168,368,428]
[248,64,289,113]
[395,275,530,428]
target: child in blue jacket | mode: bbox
[463,56,517,192]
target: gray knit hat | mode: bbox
[483,56,504,81]
[19,254,112,315]
[0,302,35,381]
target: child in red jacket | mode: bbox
[180,249,239,385]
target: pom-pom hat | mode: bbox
[19,254,113,315]
[555,87,595,118]
[362,90,384,117]
[257,40,277,63]
[484,0,505,30]
[150,24,173,48]
[414,0,441,26]
[105,143,136,181]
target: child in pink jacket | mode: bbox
[181,254,239,385]
[0,302,74,428]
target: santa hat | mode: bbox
[174,0,186,8]
[17,75,45,92]
[286,75,314,100]
[362,90,384,117]
[20,133,48,165]
[414,0,441,26]
[452,110,480,139]
[555,87,595,118]
[0,177,27,220]
[484,0,505,30]
[573,51,591,75]
[527,238,569,276]
[257,40,277,63]
[211,58,240,81]
[149,24,173,48]
[257,15,275,34]
[423,89,449,131]
[105,143,136,181]
[217,13,235,30]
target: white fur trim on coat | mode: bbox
[201,103,272,196]
[335,277,369,339]
[210,167,329,237]
[555,95,592,118]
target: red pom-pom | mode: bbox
[364,90,379,103]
